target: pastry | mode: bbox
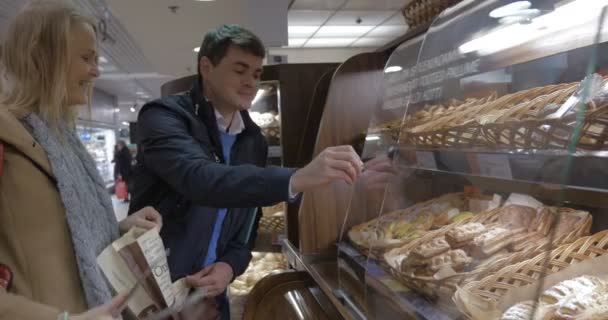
[411,237,450,259]
[429,249,472,272]
[540,276,605,305]
[471,227,517,257]
[501,300,535,320]
[509,232,545,252]
[557,290,608,319]
[555,208,590,237]
[498,205,538,231]
[535,276,606,319]
[445,222,486,248]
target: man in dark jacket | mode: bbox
[129,24,363,318]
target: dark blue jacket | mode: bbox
[128,79,294,283]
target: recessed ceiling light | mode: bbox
[113,108,120,112]
[99,56,108,64]
[193,47,200,53]
[136,91,145,95]
[288,38,307,47]
[365,135,380,141]
[489,1,532,18]
[130,107,136,113]
[384,66,402,73]
[315,25,374,37]
[122,121,129,126]
[288,26,319,38]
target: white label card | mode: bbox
[416,151,438,170]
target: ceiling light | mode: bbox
[193,47,200,53]
[288,38,307,47]
[99,56,108,64]
[304,38,357,48]
[130,107,136,113]
[489,1,532,18]
[252,89,267,105]
[351,37,391,47]
[113,108,120,112]
[136,91,145,95]
[315,25,374,37]
[460,0,608,56]
[384,66,402,73]
[366,25,408,37]
[121,121,129,126]
[288,26,319,38]
[365,135,380,141]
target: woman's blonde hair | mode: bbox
[0,0,96,131]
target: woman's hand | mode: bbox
[118,206,163,234]
[70,291,129,320]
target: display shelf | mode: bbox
[398,148,608,199]
[282,240,364,320]
[338,242,457,320]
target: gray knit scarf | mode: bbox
[23,113,119,308]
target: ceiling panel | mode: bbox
[326,10,394,26]
[288,10,333,25]
[315,25,374,37]
[288,26,320,37]
[350,37,391,47]
[342,0,405,10]
[366,25,409,37]
[304,37,357,47]
[383,12,407,25]
[290,0,347,10]
[288,38,308,47]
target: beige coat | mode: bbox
[0,109,88,319]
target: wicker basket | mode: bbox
[402,0,463,29]
[453,230,608,319]
[348,192,477,260]
[259,216,285,233]
[384,206,592,303]
[401,83,584,149]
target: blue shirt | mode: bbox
[202,131,237,267]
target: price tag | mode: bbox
[475,154,513,179]
[340,244,361,257]
[416,151,437,170]
[268,146,282,158]
[380,278,409,292]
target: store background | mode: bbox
[0,0,408,195]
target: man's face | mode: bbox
[201,45,263,111]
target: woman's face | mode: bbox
[66,22,99,106]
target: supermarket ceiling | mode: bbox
[0,0,408,122]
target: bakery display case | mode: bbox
[331,0,608,319]
[249,80,283,166]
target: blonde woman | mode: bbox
[0,1,163,319]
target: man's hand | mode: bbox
[178,297,220,320]
[186,262,234,298]
[118,206,163,234]
[360,155,397,191]
[291,145,363,193]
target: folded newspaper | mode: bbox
[97,227,189,319]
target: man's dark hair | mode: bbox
[197,24,265,76]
